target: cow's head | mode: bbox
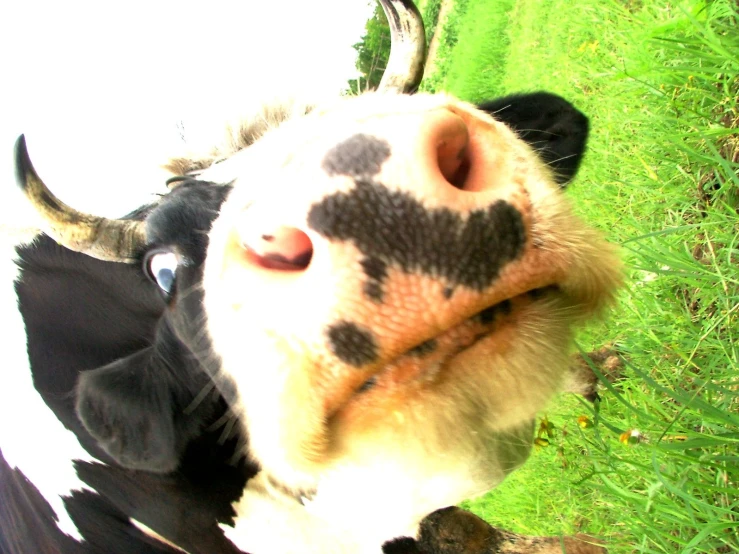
[14,0,621,549]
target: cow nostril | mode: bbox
[447,156,471,190]
[436,121,471,190]
[241,225,313,271]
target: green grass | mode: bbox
[422,0,516,96]
[424,1,739,552]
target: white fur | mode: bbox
[223,473,366,554]
[223,418,534,553]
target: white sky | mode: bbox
[0,0,375,217]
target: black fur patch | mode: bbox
[74,321,216,473]
[73,182,234,473]
[15,236,166,465]
[327,321,379,367]
[478,92,589,186]
[12,178,253,553]
[308,180,526,292]
[15,180,235,476]
[322,134,391,177]
[68,430,252,554]
[145,181,232,266]
[382,537,421,553]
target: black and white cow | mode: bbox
[0,1,618,552]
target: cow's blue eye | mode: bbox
[145,251,178,295]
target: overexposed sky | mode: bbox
[0,0,374,217]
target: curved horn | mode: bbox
[377,0,427,93]
[14,135,146,263]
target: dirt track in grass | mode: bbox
[423,0,454,80]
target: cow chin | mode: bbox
[204,288,576,548]
[207,284,572,481]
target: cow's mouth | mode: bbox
[345,284,560,402]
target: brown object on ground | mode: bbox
[417,507,607,554]
[564,346,624,402]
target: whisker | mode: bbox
[184,380,216,414]
[206,410,234,433]
[228,434,249,466]
[218,413,239,445]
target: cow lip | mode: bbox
[353,285,561,395]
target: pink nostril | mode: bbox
[241,225,313,271]
[435,116,471,190]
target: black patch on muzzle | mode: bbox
[322,134,391,178]
[360,256,389,302]
[327,321,379,367]
[308,180,525,293]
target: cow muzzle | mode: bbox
[200,93,620,489]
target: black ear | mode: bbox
[76,327,216,473]
[478,92,589,186]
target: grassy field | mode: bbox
[420,1,738,552]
